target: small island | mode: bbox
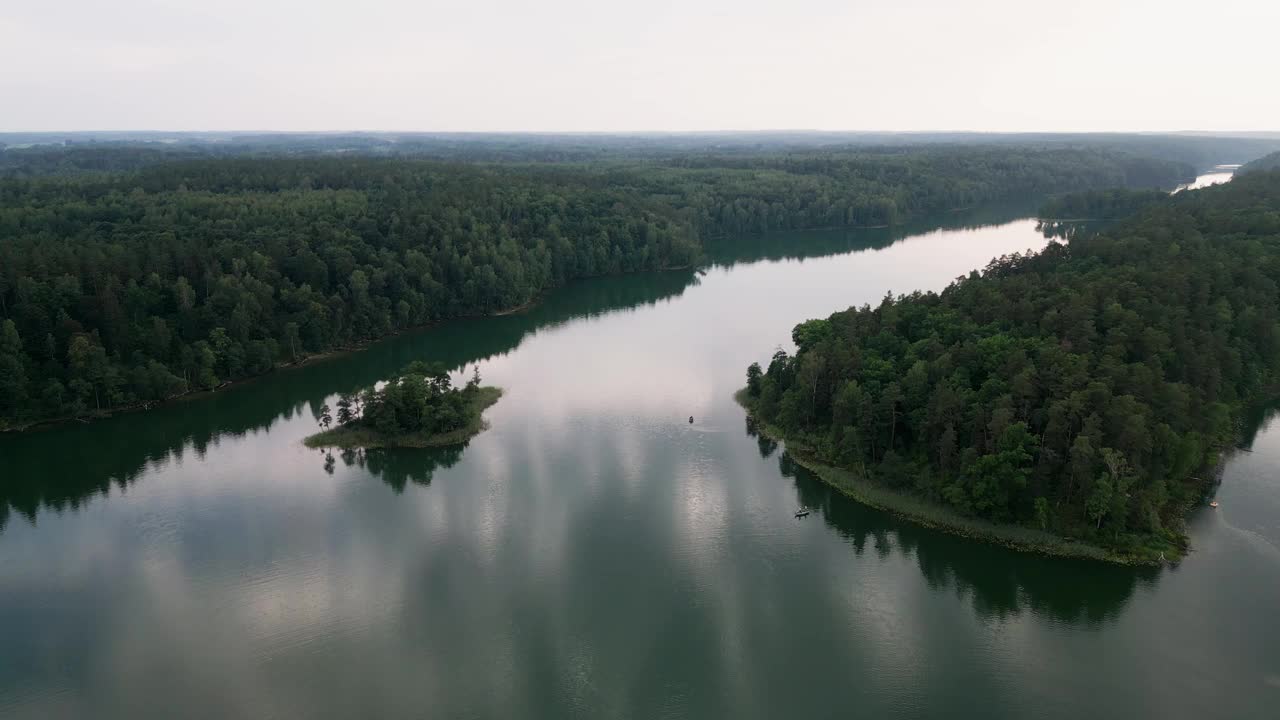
[304,362,502,450]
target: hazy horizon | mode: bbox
[3,129,1279,136]
[3,0,1278,133]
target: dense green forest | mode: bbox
[0,145,1209,428]
[304,362,499,449]
[1241,151,1280,174]
[1038,188,1170,219]
[743,170,1280,559]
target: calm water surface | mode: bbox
[1173,164,1240,192]
[2,197,1278,719]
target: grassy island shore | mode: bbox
[736,390,1176,566]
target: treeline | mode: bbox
[654,147,1193,234]
[1241,150,1280,175]
[0,145,212,177]
[1038,188,1170,219]
[316,362,488,442]
[6,131,1279,172]
[0,148,1194,427]
[744,170,1280,557]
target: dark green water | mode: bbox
[2,203,1278,719]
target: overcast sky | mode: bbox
[2,0,1277,132]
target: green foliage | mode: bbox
[0,148,1195,426]
[746,362,764,397]
[1239,152,1280,175]
[1039,188,1169,219]
[748,171,1280,551]
[304,363,499,448]
[357,364,465,435]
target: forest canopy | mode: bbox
[743,169,1280,560]
[0,146,1201,427]
[1241,150,1280,175]
[304,362,500,449]
[1038,188,1170,220]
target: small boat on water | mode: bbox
[795,508,810,518]
[689,416,694,424]
[1209,501,1220,508]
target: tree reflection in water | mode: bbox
[746,416,1158,626]
[320,443,469,493]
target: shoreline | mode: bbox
[0,262,702,435]
[0,199,1061,435]
[0,191,1173,436]
[734,390,1172,566]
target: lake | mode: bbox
[2,189,1277,719]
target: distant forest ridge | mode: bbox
[0,140,1271,428]
[1240,150,1280,175]
[3,131,1280,174]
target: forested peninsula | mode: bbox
[0,144,1200,428]
[741,170,1280,564]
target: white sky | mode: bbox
[2,0,1277,132]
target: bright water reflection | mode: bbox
[1173,164,1240,192]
